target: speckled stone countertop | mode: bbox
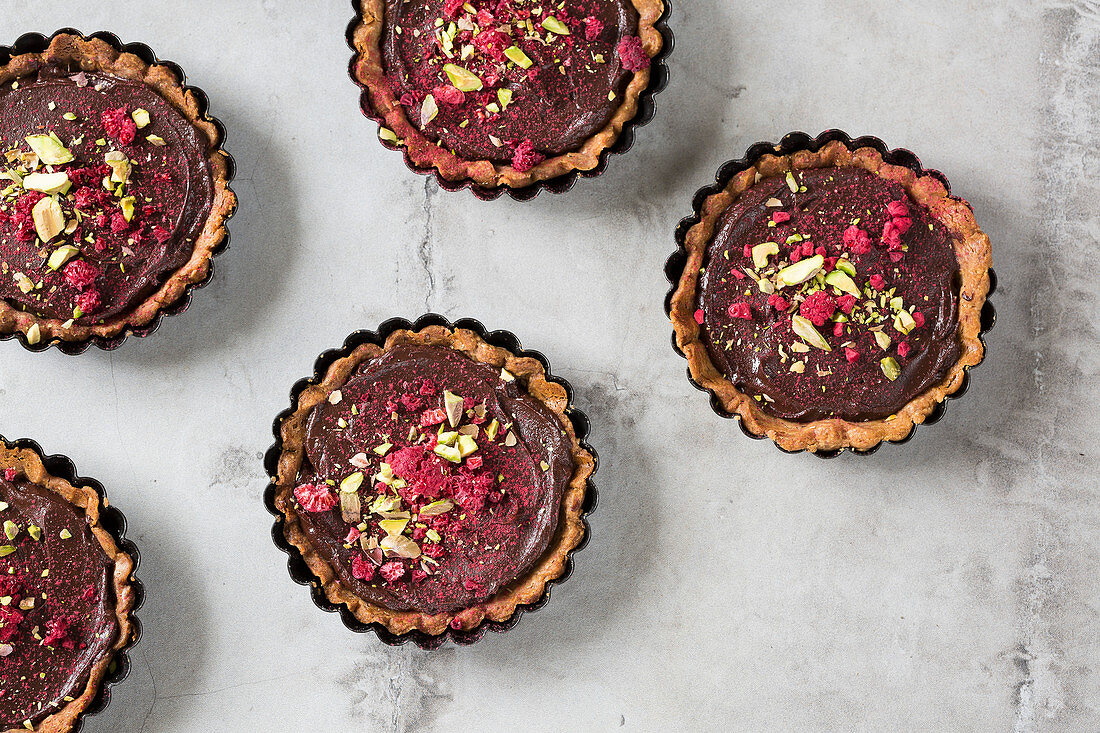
[2,1,1098,731]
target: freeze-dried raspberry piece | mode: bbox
[912,310,925,328]
[82,585,98,602]
[344,527,361,544]
[892,216,912,235]
[511,139,544,172]
[101,107,136,146]
[389,445,448,499]
[693,309,704,324]
[110,211,130,233]
[451,468,495,514]
[419,379,439,396]
[75,289,103,315]
[351,554,375,581]
[727,302,752,320]
[422,542,445,558]
[293,483,337,512]
[617,36,650,71]
[881,220,903,250]
[63,259,100,291]
[410,566,429,584]
[584,16,604,41]
[462,578,487,596]
[41,615,76,649]
[897,341,910,358]
[767,293,789,311]
[398,393,423,412]
[886,200,910,218]
[420,408,447,426]
[473,30,510,62]
[844,347,860,363]
[843,225,873,255]
[771,211,791,224]
[799,291,836,327]
[443,0,464,16]
[868,274,887,291]
[380,561,406,582]
[0,607,25,642]
[2,468,16,481]
[433,85,465,106]
[836,294,856,314]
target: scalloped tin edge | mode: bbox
[263,314,599,648]
[0,28,238,355]
[345,0,674,200]
[0,435,144,732]
[664,129,998,459]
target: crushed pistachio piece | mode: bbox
[541,16,570,34]
[32,197,65,242]
[505,46,533,68]
[25,132,73,165]
[776,255,824,288]
[443,390,464,427]
[443,63,483,91]
[751,242,779,268]
[880,356,901,381]
[791,315,832,352]
[23,171,71,195]
[46,245,80,271]
[339,471,364,493]
[131,108,151,128]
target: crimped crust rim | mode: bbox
[669,140,993,453]
[273,325,596,636]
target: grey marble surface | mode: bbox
[1,0,1098,731]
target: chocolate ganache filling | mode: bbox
[698,167,961,422]
[0,65,213,323]
[383,0,642,165]
[0,476,118,728]
[293,344,573,616]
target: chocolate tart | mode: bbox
[265,315,597,647]
[667,131,996,456]
[0,30,236,353]
[348,0,672,198]
[0,437,142,733]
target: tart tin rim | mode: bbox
[0,27,238,356]
[0,434,145,732]
[263,313,599,649]
[663,129,998,459]
[345,0,674,201]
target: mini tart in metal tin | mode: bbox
[0,32,235,348]
[669,138,993,454]
[271,322,596,638]
[0,440,139,733]
[350,0,665,190]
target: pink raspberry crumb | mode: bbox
[897,341,911,358]
[511,139,545,172]
[886,200,910,218]
[379,561,406,582]
[868,274,887,291]
[351,554,376,581]
[617,36,650,72]
[100,107,136,146]
[75,289,102,315]
[693,309,704,324]
[727,302,752,320]
[584,16,604,41]
[293,483,337,513]
[798,291,836,327]
[844,347,860,363]
[63,259,99,291]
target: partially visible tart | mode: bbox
[670,140,993,453]
[273,325,595,636]
[0,33,235,345]
[350,0,665,188]
[0,443,137,733]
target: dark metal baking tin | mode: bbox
[0,435,144,731]
[345,0,674,200]
[263,314,599,648]
[664,129,998,459]
[0,28,237,355]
